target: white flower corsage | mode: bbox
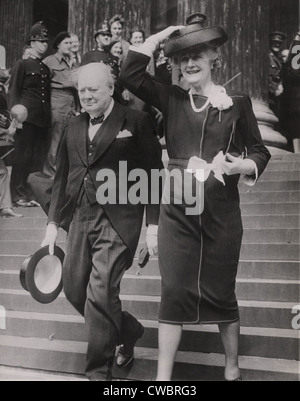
[189,84,233,121]
[209,85,233,122]
[209,85,233,111]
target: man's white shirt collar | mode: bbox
[88,99,114,141]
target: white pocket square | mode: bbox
[116,130,133,139]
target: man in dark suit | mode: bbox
[41,62,163,381]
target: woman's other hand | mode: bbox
[221,153,256,176]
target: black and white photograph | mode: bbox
[0,0,299,384]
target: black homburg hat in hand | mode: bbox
[20,246,65,304]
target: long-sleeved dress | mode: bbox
[121,50,271,325]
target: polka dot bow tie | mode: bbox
[90,115,104,126]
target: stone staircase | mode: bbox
[0,153,299,381]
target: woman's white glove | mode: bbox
[141,26,185,56]
[41,223,58,256]
[221,154,257,176]
[146,225,159,257]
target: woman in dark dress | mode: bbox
[120,21,271,381]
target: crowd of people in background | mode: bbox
[0,16,173,214]
[0,16,299,217]
[268,30,300,153]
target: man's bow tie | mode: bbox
[90,115,104,126]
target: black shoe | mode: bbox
[14,199,34,208]
[29,200,41,207]
[225,376,243,382]
[116,323,144,368]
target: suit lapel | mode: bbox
[72,113,89,166]
[91,102,126,163]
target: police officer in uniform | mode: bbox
[9,21,51,207]
[81,22,114,67]
[269,31,286,117]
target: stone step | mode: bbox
[259,171,300,181]
[240,191,300,203]
[266,161,300,172]
[120,276,300,303]
[3,208,47,218]
[0,289,296,329]
[1,271,298,303]
[241,243,299,261]
[0,366,86,381]
[242,215,300,229]
[1,227,299,245]
[0,240,298,261]
[1,213,298,231]
[0,217,47,229]
[239,180,300,192]
[113,347,300,382]
[1,312,299,361]
[0,255,299,280]
[242,229,299,244]
[0,336,298,381]
[241,203,300,215]
[0,229,67,242]
[269,153,300,162]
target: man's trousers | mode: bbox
[10,122,48,203]
[63,193,140,381]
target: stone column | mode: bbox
[0,0,33,69]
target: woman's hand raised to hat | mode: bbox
[153,26,185,43]
[41,223,58,256]
[144,26,185,54]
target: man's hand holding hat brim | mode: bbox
[41,222,58,256]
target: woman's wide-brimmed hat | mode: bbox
[20,246,65,304]
[164,13,228,57]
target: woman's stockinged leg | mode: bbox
[218,320,241,381]
[156,323,183,381]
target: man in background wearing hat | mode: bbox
[41,62,163,381]
[81,22,113,66]
[42,32,78,178]
[8,21,51,207]
[269,31,286,117]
